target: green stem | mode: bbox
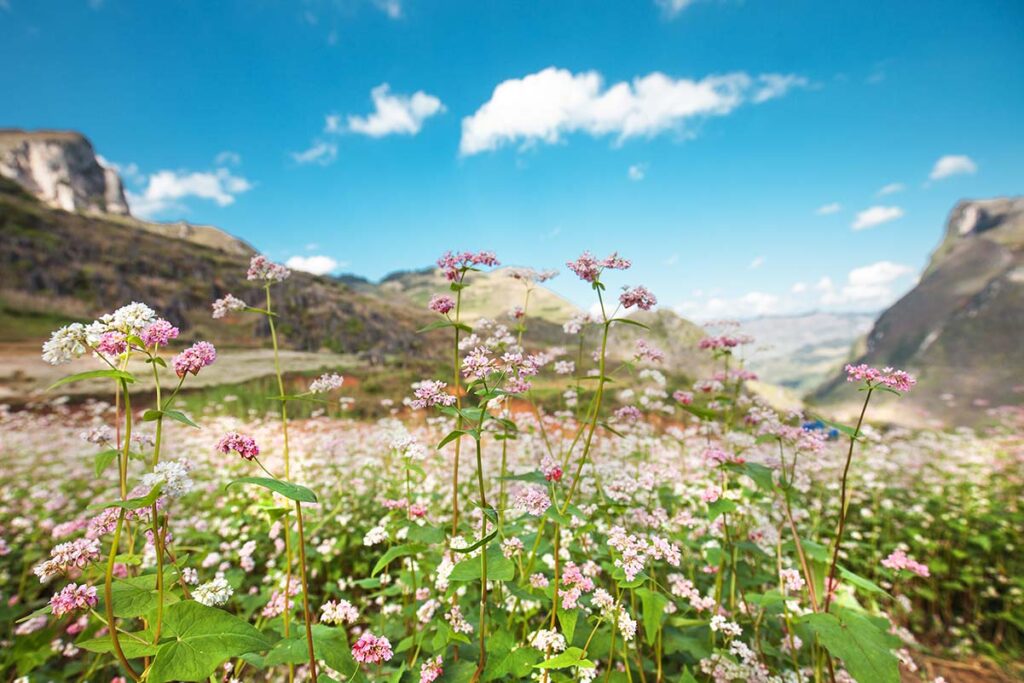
[294,501,318,681]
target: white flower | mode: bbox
[363,526,388,546]
[193,576,233,607]
[528,629,567,653]
[140,460,194,499]
[310,373,344,394]
[42,324,89,365]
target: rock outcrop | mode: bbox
[0,130,130,215]
[813,197,1024,425]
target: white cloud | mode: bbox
[127,167,252,218]
[285,255,342,275]
[347,84,445,137]
[214,151,242,166]
[96,156,143,185]
[628,163,647,181]
[324,114,342,133]
[676,290,781,319]
[790,281,807,294]
[291,141,338,166]
[819,261,914,306]
[749,255,765,269]
[929,154,977,180]
[373,0,402,19]
[877,182,904,196]
[655,0,696,17]
[816,202,841,215]
[852,205,903,230]
[459,67,806,155]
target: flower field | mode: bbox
[1,252,1021,683]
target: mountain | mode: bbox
[812,197,1024,425]
[739,312,875,392]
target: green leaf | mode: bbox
[437,429,470,448]
[405,522,446,545]
[558,607,579,642]
[637,587,669,646]
[371,543,425,577]
[812,414,864,441]
[678,403,717,421]
[103,571,179,618]
[706,498,737,520]
[148,601,273,683]
[49,368,135,390]
[94,449,118,477]
[450,528,498,554]
[92,483,164,511]
[838,566,891,598]
[733,462,775,490]
[449,546,514,582]
[801,609,900,683]
[164,409,201,429]
[227,477,317,503]
[417,319,455,333]
[264,624,354,674]
[534,646,595,670]
[611,317,649,330]
[77,632,159,658]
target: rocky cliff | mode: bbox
[0,130,129,216]
[813,197,1024,425]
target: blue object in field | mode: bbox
[802,420,825,431]
[827,428,840,440]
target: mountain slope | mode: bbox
[812,197,1024,425]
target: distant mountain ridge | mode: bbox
[813,197,1024,424]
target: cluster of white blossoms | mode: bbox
[363,526,388,546]
[41,302,159,365]
[528,628,567,653]
[309,372,344,394]
[320,598,359,625]
[140,459,194,499]
[193,576,233,607]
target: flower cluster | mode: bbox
[619,285,657,310]
[49,583,97,618]
[320,598,359,625]
[246,255,291,283]
[172,341,217,377]
[140,319,179,347]
[428,294,455,314]
[408,380,457,409]
[34,538,101,582]
[216,432,260,460]
[309,372,344,394]
[881,549,930,578]
[566,250,631,283]
[351,632,394,664]
[437,250,500,281]
[845,364,917,392]
[193,576,233,607]
[211,293,248,319]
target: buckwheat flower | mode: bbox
[701,484,722,504]
[501,537,524,559]
[553,360,575,375]
[445,604,473,634]
[608,526,648,581]
[108,302,158,335]
[461,346,495,380]
[673,390,694,405]
[363,526,388,546]
[428,294,455,315]
[634,339,665,363]
[42,323,89,365]
[602,252,632,270]
[95,331,128,357]
[181,568,198,585]
[614,405,642,423]
[566,251,601,283]
[309,372,344,394]
[193,576,233,607]
[619,285,657,311]
[351,632,393,664]
[82,425,113,444]
[408,380,456,409]
[320,598,359,625]
[529,573,549,588]
[881,549,930,578]
[512,484,551,516]
[419,656,444,683]
[172,341,217,377]
[780,568,805,592]
[34,539,101,582]
[881,368,917,392]
[216,432,259,460]
[140,319,179,347]
[709,615,742,638]
[617,610,638,642]
[417,598,440,623]
[211,294,248,319]
[49,583,97,618]
[529,629,567,653]
[246,255,291,283]
[541,455,563,482]
[140,459,194,499]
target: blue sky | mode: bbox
[2,0,1022,318]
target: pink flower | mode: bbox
[513,485,551,516]
[566,250,632,283]
[619,286,656,311]
[212,294,248,319]
[49,583,97,618]
[419,656,443,683]
[881,549,930,578]
[699,335,751,350]
[541,456,563,483]
[436,250,500,281]
[140,320,179,347]
[96,331,127,356]
[246,255,291,283]
[845,364,916,392]
[701,484,721,504]
[351,632,393,664]
[408,380,457,409]
[172,341,217,377]
[428,294,455,315]
[461,346,495,380]
[673,390,694,405]
[634,339,665,363]
[216,432,260,461]
[614,405,642,423]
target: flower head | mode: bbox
[140,319,179,347]
[567,251,632,283]
[193,576,233,607]
[212,294,248,319]
[408,380,457,409]
[42,324,89,365]
[309,373,344,394]
[436,250,500,281]
[49,583,97,618]
[419,656,444,683]
[172,341,217,377]
[620,286,657,311]
[95,331,128,357]
[216,432,260,460]
[247,255,291,283]
[351,632,393,664]
[845,364,916,392]
[428,294,455,315]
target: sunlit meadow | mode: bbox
[2,251,1021,683]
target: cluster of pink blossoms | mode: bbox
[172,341,217,377]
[845,364,917,392]
[419,656,444,683]
[437,250,499,281]
[96,331,128,356]
[351,631,394,664]
[212,293,248,319]
[216,432,260,460]
[33,538,101,581]
[881,549,930,577]
[49,583,97,618]
[246,255,291,283]
[559,561,596,609]
[619,285,657,310]
[699,334,751,350]
[428,293,455,314]
[513,484,551,516]
[566,250,631,283]
[408,380,457,409]
[635,339,665,363]
[140,319,179,347]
